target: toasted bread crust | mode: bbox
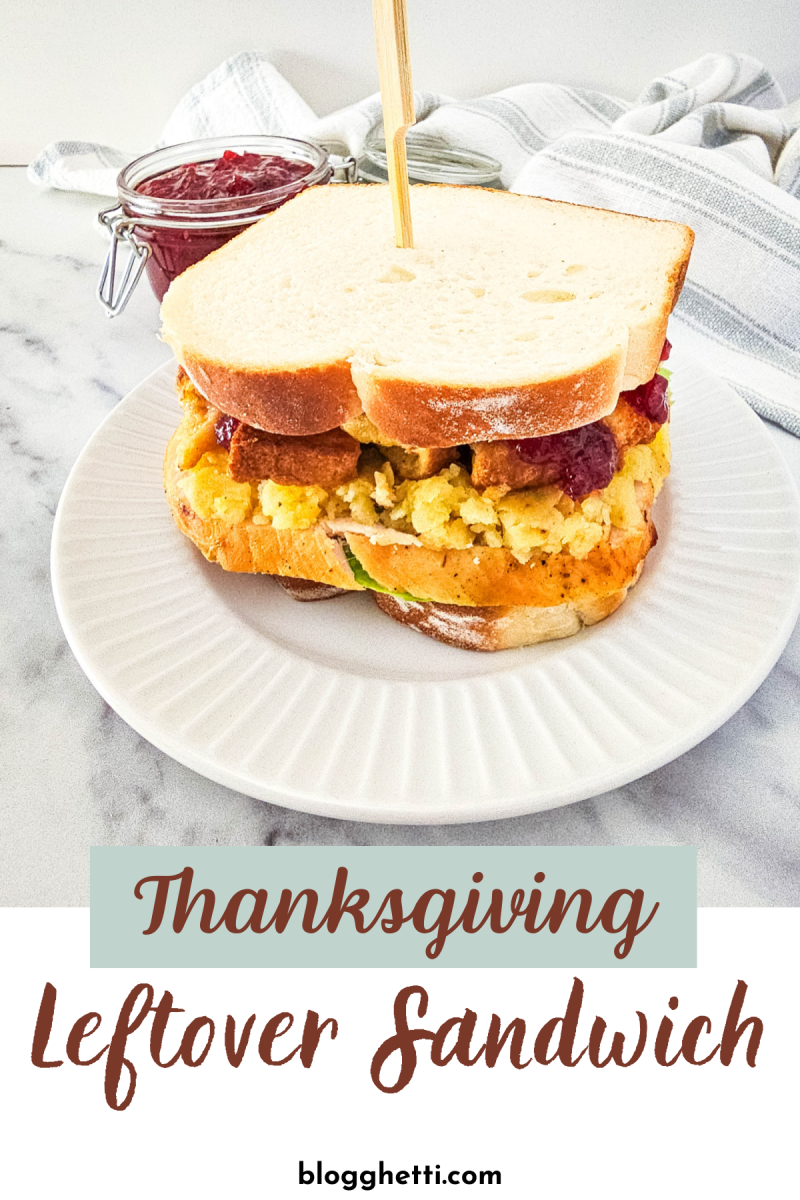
[351,346,629,448]
[164,427,363,589]
[374,586,635,650]
[180,334,670,449]
[178,314,679,447]
[182,354,363,436]
[347,516,656,608]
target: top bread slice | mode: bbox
[160,184,692,447]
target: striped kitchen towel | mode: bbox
[28,50,800,433]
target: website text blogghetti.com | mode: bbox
[299,1161,501,1189]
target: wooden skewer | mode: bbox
[372,0,415,248]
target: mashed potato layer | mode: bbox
[175,394,670,564]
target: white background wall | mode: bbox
[3,0,799,165]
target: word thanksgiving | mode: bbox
[135,866,659,960]
[31,978,762,1111]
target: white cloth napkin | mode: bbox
[28,50,800,434]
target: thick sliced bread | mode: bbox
[374,587,636,651]
[161,184,692,446]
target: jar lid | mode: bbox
[361,129,502,186]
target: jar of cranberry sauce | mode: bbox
[97,135,355,316]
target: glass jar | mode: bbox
[358,129,503,188]
[97,135,355,316]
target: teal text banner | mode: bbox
[90,846,696,969]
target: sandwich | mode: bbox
[161,184,692,650]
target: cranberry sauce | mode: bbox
[516,423,619,499]
[624,372,669,423]
[214,414,241,449]
[514,341,671,499]
[138,150,313,201]
[623,340,672,424]
[132,151,317,301]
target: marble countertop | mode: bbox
[3,166,799,907]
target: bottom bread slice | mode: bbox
[374,576,640,651]
[275,576,351,602]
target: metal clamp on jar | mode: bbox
[97,135,356,317]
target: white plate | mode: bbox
[51,348,800,824]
